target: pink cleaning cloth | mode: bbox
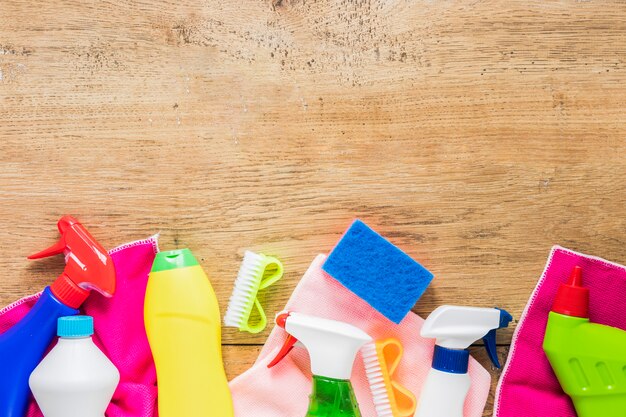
[494,246,626,417]
[230,254,492,417]
[0,236,159,417]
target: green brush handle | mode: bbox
[306,376,361,417]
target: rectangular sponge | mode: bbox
[322,219,434,324]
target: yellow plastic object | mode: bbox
[224,251,284,334]
[144,249,234,417]
[363,338,417,417]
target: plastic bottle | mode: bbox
[544,266,626,417]
[144,248,234,417]
[29,316,120,417]
[415,305,513,417]
[268,311,373,417]
[0,216,116,417]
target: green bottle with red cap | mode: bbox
[544,266,626,417]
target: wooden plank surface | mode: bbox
[1,0,625,415]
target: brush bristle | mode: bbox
[362,342,395,417]
[224,251,266,328]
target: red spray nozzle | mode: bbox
[568,266,583,286]
[552,266,589,318]
[29,216,116,309]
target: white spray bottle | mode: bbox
[268,311,372,417]
[415,306,512,417]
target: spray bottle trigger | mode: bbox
[268,334,298,368]
[28,238,67,259]
[27,216,79,259]
[481,308,513,368]
[27,216,116,308]
[482,329,500,368]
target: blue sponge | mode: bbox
[322,219,434,324]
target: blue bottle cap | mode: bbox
[57,315,94,338]
[432,345,470,374]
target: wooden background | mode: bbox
[1,0,626,415]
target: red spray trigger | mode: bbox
[28,217,82,259]
[29,216,116,309]
[268,334,298,368]
[268,311,297,368]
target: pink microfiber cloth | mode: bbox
[0,236,159,417]
[494,246,626,417]
[229,254,491,417]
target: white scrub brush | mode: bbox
[224,251,284,333]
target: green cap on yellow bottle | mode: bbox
[151,249,199,272]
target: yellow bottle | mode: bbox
[144,249,234,417]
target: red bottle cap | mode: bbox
[552,266,589,318]
[29,216,116,309]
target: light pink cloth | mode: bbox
[494,246,626,417]
[0,236,159,417]
[230,254,491,417]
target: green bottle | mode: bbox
[268,312,372,417]
[306,376,361,417]
[543,266,626,417]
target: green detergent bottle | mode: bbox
[543,266,626,417]
[268,311,372,417]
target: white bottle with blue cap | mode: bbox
[29,315,120,417]
[415,306,513,417]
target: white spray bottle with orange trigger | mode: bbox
[415,306,513,417]
[268,311,372,417]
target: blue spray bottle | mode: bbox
[0,216,116,417]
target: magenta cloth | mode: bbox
[0,236,159,417]
[494,246,626,417]
[229,254,491,417]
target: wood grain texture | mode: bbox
[1,0,625,415]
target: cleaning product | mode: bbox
[0,235,158,417]
[416,305,513,417]
[544,266,626,417]
[229,254,492,417]
[322,219,434,324]
[362,338,416,417]
[144,248,234,417]
[29,316,120,417]
[224,250,284,333]
[0,216,116,417]
[494,246,626,417]
[268,311,373,417]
